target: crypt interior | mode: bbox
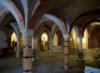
[0,0,100,73]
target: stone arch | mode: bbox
[51,25,57,37]
[0,0,24,30]
[31,0,40,16]
[71,9,100,34]
[0,6,8,23]
[10,22,20,36]
[37,26,51,41]
[82,20,100,35]
[37,14,67,39]
[44,14,67,34]
[21,0,28,29]
[36,26,51,51]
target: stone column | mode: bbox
[32,34,37,61]
[78,35,84,71]
[36,37,40,56]
[78,35,83,59]
[16,34,20,58]
[49,35,53,56]
[63,34,70,71]
[34,37,38,54]
[22,30,33,73]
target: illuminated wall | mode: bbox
[71,29,78,48]
[71,29,88,49]
[82,29,88,49]
[53,33,58,47]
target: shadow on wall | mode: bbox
[0,31,16,57]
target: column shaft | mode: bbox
[79,36,83,58]
[50,38,53,56]
[64,41,69,70]
[22,30,33,73]
[16,35,20,58]
[78,36,84,70]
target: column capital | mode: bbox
[63,34,70,41]
[21,29,33,37]
[21,29,34,47]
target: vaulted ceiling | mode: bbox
[0,0,100,32]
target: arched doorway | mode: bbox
[41,32,49,51]
[11,32,17,42]
[11,32,17,55]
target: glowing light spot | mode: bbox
[41,32,48,42]
[11,32,17,42]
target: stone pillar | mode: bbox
[16,34,20,58]
[78,35,83,59]
[49,35,53,56]
[34,37,38,54]
[63,34,70,71]
[36,37,40,56]
[35,37,38,58]
[78,35,84,71]
[22,30,33,73]
[32,34,37,61]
